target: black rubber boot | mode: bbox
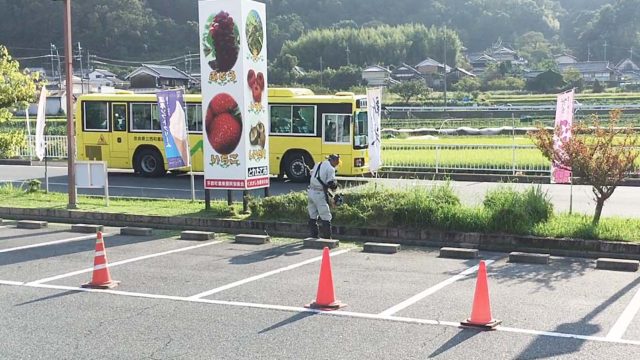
[308,218,319,238]
[319,220,332,239]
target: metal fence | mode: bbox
[15,135,68,159]
[382,143,551,175]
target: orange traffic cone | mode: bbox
[461,260,501,329]
[81,231,119,289]
[305,247,346,310]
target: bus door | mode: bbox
[110,103,130,165]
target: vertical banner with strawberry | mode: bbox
[198,0,268,190]
[551,89,574,184]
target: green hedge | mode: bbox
[250,183,553,234]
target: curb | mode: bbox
[0,159,32,166]
[2,206,640,260]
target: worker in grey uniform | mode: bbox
[308,154,340,239]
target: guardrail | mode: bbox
[15,135,68,159]
[381,143,551,175]
[385,104,640,112]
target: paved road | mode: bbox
[1,164,639,218]
[0,164,308,202]
[2,223,640,359]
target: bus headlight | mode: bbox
[354,157,365,167]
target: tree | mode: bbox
[389,80,431,104]
[453,76,481,92]
[529,110,639,224]
[592,79,605,93]
[0,45,39,158]
[562,67,584,92]
[515,31,553,66]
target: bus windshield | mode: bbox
[354,111,368,149]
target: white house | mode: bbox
[87,69,125,89]
[555,54,578,65]
[361,65,394,86]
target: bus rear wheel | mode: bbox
[134,148,165,177]
[284,152,313,183]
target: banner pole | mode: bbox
[190,164,196,202]
[569,176,573,215]
[25,107,32,161]
[44,146,49,193]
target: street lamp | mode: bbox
[52,0,77,208]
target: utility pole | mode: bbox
[320,56,323,87]
[630,47,634,61]
[76,42,84,93]
[346,45,350,66]
[87,50,91,72]
[603,40,608,62]
[443,26,447,109]
[50,43,55,81]
[56,47,63,89]
[54,0,77,209]
[587,44,591,62]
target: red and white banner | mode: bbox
[551,89,574,184]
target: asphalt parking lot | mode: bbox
[1,221,640,359]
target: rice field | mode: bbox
[381,135,640,173]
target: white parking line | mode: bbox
[3,281,639,347]
[378,260,495,316]
[0,233,111,254]
[27,240,225,285]
[0,280,24,286]
[607,285,640,340]
[188,248,351,299]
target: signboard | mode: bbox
[367,87,383,173]
[75,161,109,206]
[198,0,269,189]
[157,90,190,169]
[551,89,574,184]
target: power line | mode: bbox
[91,59,138,69]
[92,53,198,65]
[14,54,55,60]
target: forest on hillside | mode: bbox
[1,0,636,71]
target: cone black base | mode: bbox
[81,280,120,289]
[304,301,347,311]
[460,318,502,330]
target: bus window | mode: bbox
[270,105,315,135]
[131,103,160,131]
[323,114,351,143]
[84,102,109,131]
[354,111,368,148]
[151,104,160,130]
[186,104,202,132]
[270,105,292,134]
[113,104,127,131]
[292,106,315,135]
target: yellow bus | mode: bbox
[75,88,370,182]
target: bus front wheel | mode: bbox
[284,152,313,183]
[134,148,166,177]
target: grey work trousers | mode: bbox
[307,189,332,221]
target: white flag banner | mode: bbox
[35,88,47,161]
[367,87,383,173]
